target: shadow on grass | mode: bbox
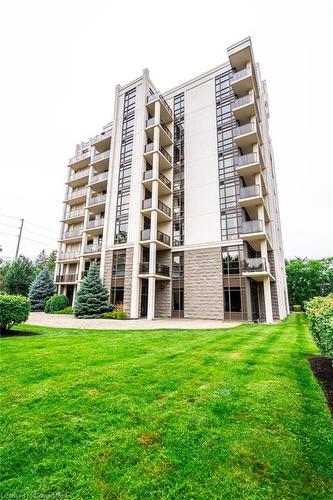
[0,330,42,338]
[309,355,333,417]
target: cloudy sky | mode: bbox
[0,0,332,261]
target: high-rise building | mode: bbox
[55,37,289,322]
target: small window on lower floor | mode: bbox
[111,286,124,305]
[224,287,242,312]
[172,288,184,311]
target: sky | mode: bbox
[0,0,332,261]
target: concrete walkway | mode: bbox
[26,312,240,330]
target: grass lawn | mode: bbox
[1,314,332,499]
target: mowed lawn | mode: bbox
[1,315,332,499]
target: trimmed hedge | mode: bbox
[0,294,30,334]
[305,295,333,360]
[45,294,69,313]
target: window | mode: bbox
[173,93,185,246]
[111,287,124,305]
[224,287,242,312]
[173,288,184,311]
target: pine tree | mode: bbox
[74,262,109,318]
[28,267,55,311]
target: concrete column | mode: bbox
[147,276,156,320]
[263,277,273,324]
[155,101,161,125]
[149,242,157,275]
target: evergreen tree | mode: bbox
[46,250,57,274]
[4,256,36,296]
[34,249,49,273]
[75,263,109,318]
[28,267,55,311]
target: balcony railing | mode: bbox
[158,200,171,217]
[140,229,170,246]
[92,150,110,163]
[69,151,90,165]
[88,194,106,206]
[62,229,82,239]
[58,251,80,260]
[55,274,78,283]
[83,244,102,254]
[143,169,153,181]
[91,129,112,144]
[142,198,152,210]
[66,188,87,200]
[68,167,89,181]
[139,262,170,276]
[159,172,171,189]
[91,171,108,184]
[232,94,253,109]
[145,142,154,153]
[231,67,251,83]
[160,146,172,164]
[147,92,172,117]
[146,117,156,128]
[63,209,85,220]
[241,220,263,234]
[234,122,255,137]
[87,218,105,228]
[161,122,172,139]
[238,152,257,166]
[243,258,268,273]
[239,185,260,199]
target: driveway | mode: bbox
[26,312,240,330]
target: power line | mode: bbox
[24,228,57,242]
[25,220,58,236]
[0,214,21,221]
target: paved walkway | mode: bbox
[26,312,240,330]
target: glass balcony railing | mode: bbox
[66,188,87,200]
[63,209,85,220]
[92,150,110,163]
[234,122,255,137]
[232,94,253,109]
[91,129,112,144]
[238,152,257,166]
[69,151,90,165]
[231,67,251,83]
[88,194,106,206]
[239,185,260,199]
[58,251,80,260]
[143,170,153,181]
[87,218,104,228]
[140,229,170,246]
[145,143,154,153]
[83,244,102,254]
[55,274,78,283]
[68,167,89,181]
[241,220,263,234]
[142,198,152,210]
[91,171,108,183]
[243,258,267,273]
[139,262,170,276]
[140,229,151,241]
[63,230,82,239]
[146,117,156,128]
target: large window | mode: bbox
[173,93,185,246]
[173,288,184,312]
[172,251,184,317]
[110,249,126,306]
[224,287,242,312]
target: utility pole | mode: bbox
[15,218,24,259]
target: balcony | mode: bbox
[141,199,171,221]
[83,244,102,255]
[140,229,171,249]
[55,274,78,283]
[67,167,90,187]
[142,170,171,193]
[91,128,112,145]
[240,220,267,247]
[87,218,105,229]
[232,94,259,122]
[62,209,85,223]
[159,171,172,190]
[234,120,262,148]
[146,92,173,123]
[69,151,90,169]
[145,118,172,145]
[138,262,170,279]
[65,188,87,205]
[236,152,262,176]
[242,258,274,282]
[92,150,110,166]
[159,146,172,169]
[227,38,259,95]
[239,184,262,206]
[90,171,108,186]
[58,251,80,261]
[144,143,172,170]
[88,194,106,208]
[61,229,82,241]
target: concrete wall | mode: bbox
[103,250,113,299]
[184,247,223,319]
[124,247,134,314]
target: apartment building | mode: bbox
[55,37,289,323]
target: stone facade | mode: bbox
[103,250,113,299]
[123,247,134,314]
[257,282,266,322]
[184,247,224,320]
[155,250,172,317]
[268,251,279,320]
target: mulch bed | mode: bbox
[309,356,333,417]
[0,331,40,338]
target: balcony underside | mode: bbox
[69,157,90,171]
[145,123,172,147]
[59,235,82,244]
[242,271,275,282]
[142,177,171,195]
[62,213,85,224]
[236,162,261,177]
[65,194,87,206]
[138,273,171,281]
[232,101,256,122]
[146,100,172,124]
[84,226,104,237]
[234,130,260,149]
[141,207,171,222]
[144,150,172,171]
[139,238,171,250]
[87,201,106,212]
[66,175,89,189]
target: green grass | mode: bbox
[1,314,332,499]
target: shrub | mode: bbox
[305,294,333,360]
[45,294,69,313]
[0,294,30,334]
[29,268,55,311]
[293,305,302,312]
[101,309,127,320]
[75,263,109,318]
[3,256,36,296]
[51,307,73,315]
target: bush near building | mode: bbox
[305,294,333,360]
[74,263,109,318]
[29,268,55,311]
[0,294,30,334]
[45,294,69,313]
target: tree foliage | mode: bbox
[45,294,69,313]
[305,294,333,360]
[74,263,109,318]
[286,257,333,308]
[3,256,36,296]
[28,268,55,311]
[0,294,31,334]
